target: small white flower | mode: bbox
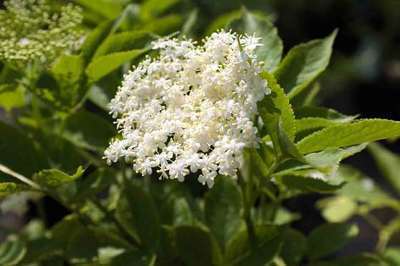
[104,30,270,187]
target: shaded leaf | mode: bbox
[206,10,241,35]
[281,229,307,266]
[140,0,181,21]
[294,106,356,121]
[335,166,397,209]
[63,110,115,151]
[230,9,283,71]
[80,20,114,63]
[225,225,283,266]
[307,223,359,260]
[278,175,344,193]
[205,176,243,251]
[74,168,114,202]
[116,182,160,251]
[368,143,400,193]
[140,15,183,35]
[110,250,152,266]
[175,225,223,266]
[76,0,123,19]
[0,122,47,177]
[0,237,26,265]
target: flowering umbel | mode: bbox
[104,31,269,187]
[0,0,83,64]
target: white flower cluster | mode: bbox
[104,31,269,187]
[0,0,82,64]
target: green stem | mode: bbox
[238,173,257,246]
[376,217,400,253]
[0,164,41,190]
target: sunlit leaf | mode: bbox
[297,119,400,154]
[274,30,337,98]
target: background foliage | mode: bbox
[0,0,399,265]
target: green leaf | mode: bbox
[65,226,99,261]
[0,237,26,265]
[307,223,359,260]
[260,71,296,141]
[80,20,114,64]
[277,120,305,162]
[87,85,111,110]
[94,31,153,58]
[76,0,123,19]
[281,229,307,266]
[116,182,160,251]
[63,110,116,152]
[274,30,337,98]
[225,225,283,266]
[335,166,397,210]
[274,144,367,181]
[0,122,47,177]
[294,107,357,140]
[230,9,283,71]
[297,119,400,154]
[294,106,357,121]
[169,197,194,226]
[51,55,84,85]
[242,148,270,180]
[74,168,114,202]
[139,0,181,21]
[384,248,400,266]
[181,9,198,37]
[205,176,243,251]
[33,167,84,188]
[206,10,241,35]
[290,82,320,107]
[278,175,344,193]
[0,182,29,198]
[368,143,400,193]
[86,49,147,82]
[295,117,350,135]
[0,84,25,112]
[305,144,367,175]
[50,55,85,108]
[20,237,61,263]
[334,253,388,266]
[175,225,223,266]
[317,196,358,223]
[109,250,152,266]
[139,15,183,35]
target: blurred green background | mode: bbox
[1,0,399,257]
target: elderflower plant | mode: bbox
[104,31,269,187]
[0,0,83,65]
